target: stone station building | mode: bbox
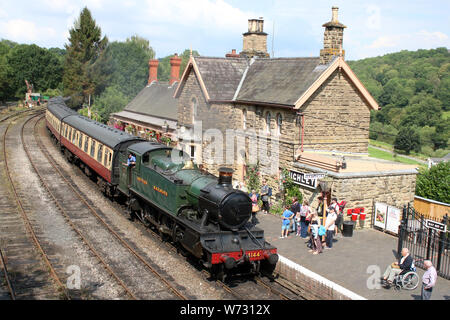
[174,7,418,227]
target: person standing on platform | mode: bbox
[249,190,259,225]
[290,197,300,235]
[421,260,437,300]
[324,206,337,249]
[299,200,311,239]
[260,180,270,214]
[308,212,322,254]
[280,206,294,238]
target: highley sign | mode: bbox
[288,170,325,189]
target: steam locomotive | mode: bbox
[45,97,278,279]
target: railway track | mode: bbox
[0,109,69,299]
[26,114,190,300]
[34,113,308,301]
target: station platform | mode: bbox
[255,212,450,300]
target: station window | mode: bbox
[97,144,103,163]
[90,140,96,157]
[266,112,271,135]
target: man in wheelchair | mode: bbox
[381,248,413,288]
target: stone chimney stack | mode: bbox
[320,6,346,64]
[148,59,159,84]
[240,17,270,58]
[169,53,182,85]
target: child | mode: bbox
[308,212,323,254]
[280,206,294,238]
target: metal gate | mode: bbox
[398,204,450,279]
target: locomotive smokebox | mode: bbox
[218,167,233,186]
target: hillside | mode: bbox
[347,47,450,158]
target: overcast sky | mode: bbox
[0,0,449,60]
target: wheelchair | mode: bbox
[392,266,419,291]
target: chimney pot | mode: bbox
[332,6,339,22]
[148,59,159,84]
[225,49,240,58]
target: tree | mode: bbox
[63,7,108,108]
[90,86,129,122]
[102,35,155,98]
[394,127,421,154]
[6,44,63,98]
[416,162,450,204]
[157,49,199,82]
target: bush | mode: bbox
[394,127,421,154]
[416,161,450,203]
[279,168,303,206]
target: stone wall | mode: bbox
[300,69,370,154]
[289,163,417,229]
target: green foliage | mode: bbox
[416,161,450,204]
[102,35,155,98]
[4,43,63,99]
[63,7,108,107]
[279,168,303,206]
[78,106,102,122]
[394,127,421,154]
[349,48,450,155]
[90,86,130,122]
[245,163,261,193]
[157,49,200,82]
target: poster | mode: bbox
[386,206,401,235]
[374,202,387,229]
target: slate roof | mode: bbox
[194,57,248,101]
[235,57,326,106]
[123,81,178,120]
[186,56,330,106]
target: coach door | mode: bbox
[118,152,130,195]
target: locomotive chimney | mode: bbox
[218,167,233,186]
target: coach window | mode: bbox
[97,144,103,163]
[107,152,112,168]
[84,136,89,153]
[69,128,72,141]
[90,140,96,157]
[104,149,109,166]
[79,133,83,148]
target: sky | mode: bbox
[0,0,449,60]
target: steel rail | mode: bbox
[22,114,138,300]
[2,111,70,300]
[34,115,187,300]
[0,247,16,300]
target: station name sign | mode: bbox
[288,170,325,189]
